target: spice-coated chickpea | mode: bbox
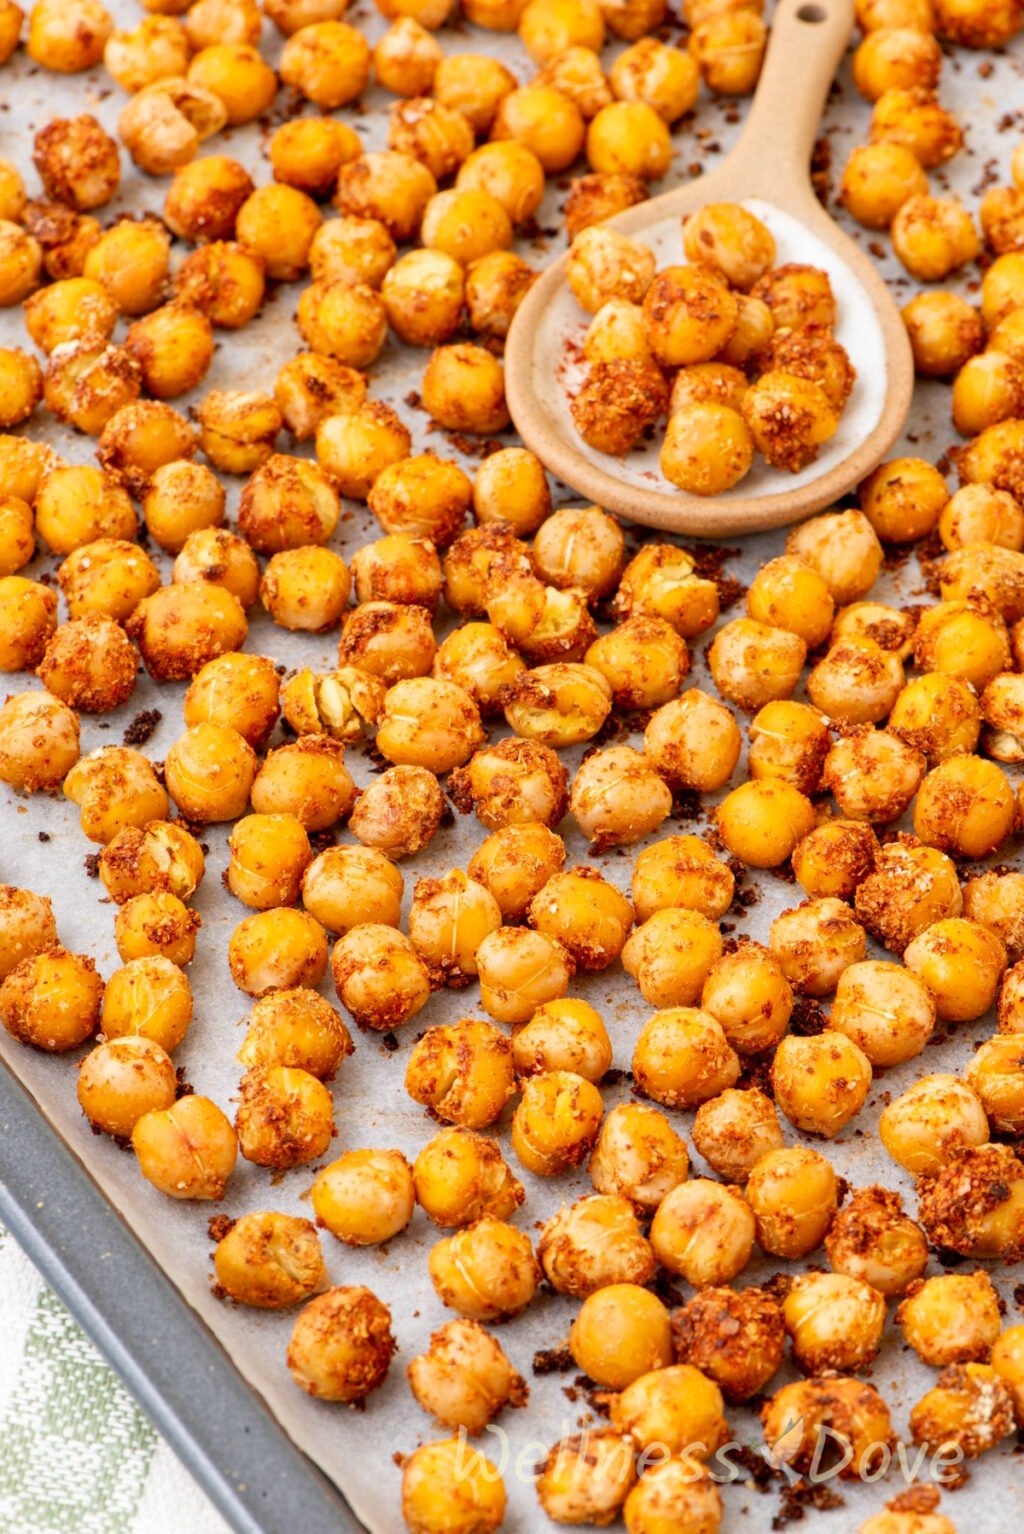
[829,959,935,1068]
[402,1439,506,1534]
[132,1094,236,1199]
[0,692,79,794]
[349,764,444,858]
[465,825,565,924]
[413,1128,525,1229]
[589,1101,689,1212]
[213,1210,327,1310]
[916,599,1013,690]
[511,1071,604,1177]
[0,221,41,308]
[768,898,867,997]
[64,746,169,844]
[297,279,388,371]
[182,652,280,750]
[0,888,57,981]
[375,676,485,772]
[965,1035,1024,1133]
[840,141,928,229]
[747,556,834,648]
[692,1087,784,1183]
[433,623,525,715]
[904,916,1007,1022]
[610,1363,728,1460]
[910,1362,1016,1461]
[139,461,225,554]
[409,868,502,984]
[269,118,360,199]
[707,617,806,713]
[566,227,655,316]
[117,79,230,178]
[487,580,597,669]
[763,1377,894,1478]
[746,1144,838,1258]
[0,946,102,1053]
[315,402,410,501]
[878,1072,989,1175]
[367,454,471,548]
[388,96,475,182]
[301,845,402,935]
[163,156,252,243]
[54,535,159,621]
[287,1286,395,1403]
[238,987,353,1080]
[0,577,57,673]
[688,8,766,93]
[820,727,924,825]
[785,507,883,606]
[673,1285,784,1409]
[455,143,545,230]
[32,114,119,214]
[889,671,981,763]
[0,496,34,575]
[538,1193,653,1298]
[332,924,431,1031]
[35,464,136,558]
[807,636,904,726]
[917,1142,1024,1262]
[528,866,633,971]
[27,0,112,70]
[897,1271,1002,1367]
[421,343,509,435]
[783,1272,887,1376]
[582,611,688,711]
[851,23,941,99]
[186,41,277,123]
[238,458,337,560]
[465,250,535,339]
[311,1147,413,1246]
[915,752,1015,859]
[535,1432,636,1528]
[701,942,793,1056]
[992,1327,1024,1427]
[379,249,463,350]
[77,1035,177,1139]
[964,871,1024,964]
[127,582,248,684]
[622,908,722,1009]
[903,290,982,378]
[121,302,213,401]
[172,529,260,610]
[0,159,22,222]
[225,814,311,911]
[748,701,830,797]
[278,20,370,110]
[419,188,512,268]
[260,547,351,634]
[941,483,1024,553]
[742,370,838,471]
[408,1318,525,1435]
[431,52,515,131]
[275,354,367,444]
[772,1032,872,1136]
[613,545,719,637]
[36,614,138,715]
[477,927,572,1024]
[100,956,194,1053]
[334,149,437,244]
[0,437,60,506]
[450,738,568,833]
[632,1007,740,1109]
[113,894,200,968]
[893,193,979,281]
[407,1018,515,1129]
[250,736,356,831]
[650,1178,755,1288]
[98,403,198,499]
[198,389,282,475]
[164,721,257,824]
[429,1219,538,1322]
[825,1185,928,1297]
[570,746,672,851]
[310,219,396,295]
[631,837,733,927]
[235,1065,333,1168]
[643,689,742,793]
[490,85,585,175]
[373,17,443,97]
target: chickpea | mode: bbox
[542,1195,656,1303]
[451,147,542,236]
[32,115,119,215]
[910,1363,1015,1461]
[98,823,203,912]
[786,512,881,612]
[506,997,605,1083]
[430,53,513,133]
[610,1363,728,1459]
[235,1064,334,1168]
[589,1101,688,1214]
[941,483,1024,554]
[964,871,1024,964]
[172,242,265,332]
[621,908,721,1010]
[389,98,475,184]
[0,496,34,574]
[127,582,247,684]
[35,614,138,715]
[164,156,252,244]
[958,417,1024,501]
[118,78,229,178]
[264,0,353,30]
[915,754,1015,860]
[763,1378,894,1478]
[252,736,357,831]
[433,623,525,716]
[287,1286,395,1402]
[748,701,830,796]
[450,739,566,833]
[673,1287,783,1409]
[275,356,367,444]
[769,898,867,999]
[185,41,277,124]
[895,1270,1000,1378]
[536,1432,636,1528]
[27,0,111,70]
[223,813,310,911]
[113,893,200,968]
[23,280,116,360]
[0,946,102,1053]
[508,1071,602,1177]
[429,1218,538,1321]
[716,779,816,869]
[132,1094,236,1199]
[331,924,431,1032]
[421,343,509,435]
[632,1007,740,1109]
[174,529,260,611]
[747,1144,838,1258]
[566,1286,671,1393]
[840,141,928,230]
[413,1128,524,1229]
[486,577,596,667]
[0,691,80,793]
[181,653,279,750]
[1000,961,1024,1035]
[490,84,585,175]
[403,1438,505,1534]
[373,17,442,96]
[700,942,793,1056]
[43,340,142,437]
[887,675,980,768]
[879,1073,989,1175]
[918,1142,1024,1261]
[569,746,672,852]
[368,455,471,549]
[65,746,169,845]
[308,1147,413,1247]
[77,1035,177,1140]
[315,402,410,500]
[269,119,360,200]
[378,249,463,351]
[707,617,807,713]
[0,222,41,307]
[992,1327,1024,1427]
[407,868,501,985]
[856,0,934,27]
[689,8,766,93]
[163,722,256,826]
[583,620,688,718]
[824,1184,927,1299]
[376,677,486,773]
[259,547,350,634]
[0,437,60,507]
[335,150,437,244]
[407,1018,515,1130]
[691,1087,784,1184]
[649,1178,754,1289]
[902,290,982,379]
[237,988,352,1080]
[808,637,904,726]
[0,888,57,982]
[212,1210,327,1311]
[477,928,573,1025]
[526,867,632,972]
[566,228,655,318]
[408,1319,525,1435]
[84,218,170,314]
[851,24,941,99]
[914,602,1012,695]
[198,390,282,475]
[464,250,535,339]
[98,959,190,1073]
[643,690,742,793]
[349,764,444,859]
[772,1032,872,1137]
[0,578,57,673]
[277,21,369,111]
[468,453,549,541]
[186,0,262,46]
[964,1034,1024,1134]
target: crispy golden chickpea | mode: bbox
[301,845,402,935]
[433,623,525,715]
[0,578,57,673]
[748,701,830,797]
[643,690,742,793]
[182,652,280,749]
[691,1087,783,1183]
[0,349,41,433]
[198,390,282,475]
[163,722,256,824]
[332,923,431,1031]
[311,1147,413,1245]
[224,814,311,911]
[632,1006,740,1109]
[0,158,22,223]
[964,1035,1024,1132]
[65,746,169,844]
[98,822,204,910]
[238,987,352,1080]
[455,143,545,230]
[782,1272,886,1377]
[941,483,1024,553]
[368,454,471,548]
[894,191,980,280]
[379,249,463,350]
[421,343,509,434]
[964,871,1024,964]
[589,1101,688,1213]
[465,250,535,338]
[468,452,550,537]
[185,0,261,47]
[917,752,1015,860]
[0,496,34,575]
[0,437,60,505]
[36,614,138,715]
[32,115,119,214]
[409,868,502,984]
[856,0,934,27]
[376,677,485,772]
[879,1072,989,1175]
[0,221,41,307]
[235,1064,333,1167]
[487,579,597,668]
[746,1144,838,1258]
[350,764,444,857]
[746,556,835,648]
[132,1094,236,1199]
[315,401,409,500]
[903,290,982,378]
[992,1327,1024,1428]
[611,1363,727,1460]
[164,156,252,243]
[213,1211,327,1310]
[79,219,169,318]
[288,1286,395,1402]
[27,0,111,70]
[173,241,265,330]
[477,928,573,1024]
[917,1142,1024,1260]
[910,1362,1015,1461]
[117,78,229,178]
[820,727,924,825]
[570,746,672,852]
[539,1194,653,1301]
[403,1438,506,1534]
[42,340,142,437]
[113,893,200,968]
[389,97,475,181]
[37,468,137,564]
[585,99,672,182]
[407,1018,514,1129]
[510,996,609,1082]
[432,52,514,131]
[236,184,322,282]
[769,898,867,998]
[536,1431,636,1527]
[859,456,947,544]
[742,370,838,472]
[569,1285,672,1391]
[408,1319,525,1435]
[175,527,259,609]
[122,302,214,400]
[0,691,79,793]
[650,1178,755,1288]
[0,888,57,982]
[510,1071,603,1177]
[707,618,806,713]
[373,17,443,96]
[851,22,941,99]
[716,779,815,869]
[186,41,276,123]
[127,582,247,684]
[77,1035,177,1139]
[275,353,367,444]
[528,866,633,971]
[585,617,689,715]
[672,1287,783,1410]
[699,942,792,1057]
[828,959,935,1068]
[773,1032,872,1136]
[335,149,437,243]
[688,7,765,93]
[659,402,753,495]
[914,598,1012,691]
[278,21,369,109]
[429,1218,538,1321]
[413,1128,524,1229]
[260,547,350,633]
[840,141,929,229]
[887,673,981,765]
[269,117,361,198]
[807,637,904,726]
[825,1185,927,1297]
[0,946,101,1053]
[898,1271,1002,1368]
[763,1377,894,1478]
[466,824,565,923]
[490,84,585,175]
[622,908,722,1010]
[138,461,225,554]
[566,227,655,317]
[450,737,568,831]
[98,402,198,498]
[786,508,882,607]
[251,736,356,831]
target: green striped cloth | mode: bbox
[0,1227,232,1534]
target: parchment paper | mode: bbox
[2,7,1024,1529]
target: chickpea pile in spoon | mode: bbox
[2,0,1024,1527]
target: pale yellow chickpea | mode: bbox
[570,745,673,851]
[649,1178,754,1288]
[880,1072,989,1176]
[0,692,80,794]
[27,0,111,69]
[408,1318,525,1435]
[536,1432,637,1528]
[428,1219,538,1321]
[708,617,806,712]
[287,1286,395,1404]
[905,920,1006,1023]
[746,1144,838,1258]
[311,1147,413,1246]
[373,17,442,96]
[278,20,370,110]
[114,893,201,968]
[1,946,102,1053]
[406,1018,514,1129]
[589,1101,689,1212]
[903,290,982,378]
[783,1272,887,1375]
[692,1087,784,1183]
[701,942,793,1056]
[807,637,904,726]
[538,1194,653,1301]
[77,1036,178,1139]
[413,1128,524,1229]
[941,483,1024,552]
[622,908,722,1010]
[315,402,410,501]
[748,701,831,797]
[828,959,934,1067]
[402,1439,506,1534]
[477,928,573,1025]
[335,149,437,244]
[225,814,311,911]
[897,1271,1002,1369]
[118,79,230,178]
[825,1185,928,1298]
[132,1094,236,1200]
[376,676,485,772]
[259,547,350,634]
[747,555,835,648]
[99,957,192,1055]
[331,923,430,1032]
[569,1284,673,1392]
[84,218,170,315]
[198,390,282,475]
[643,689,742,793]
[501,662,611,747]
[0,578,57,673]
[65,746,169,844]
[611,1363,728,1460]
[716,779,816,869]
[786,507,883,606]
[408,868,502,985]
[0,222,42,308]
[632,1006,740,1109]
[965,872,1024,964]
[769,898,867,998]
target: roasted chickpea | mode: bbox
[349,764,444,859]
[879,1073,989,1175]
[65,746,169,844]
[610,1363,728,1459]
[25,275,114,354]
[827,959,935,1068]
[0,578,57,673]
[213,1210,326,1310]
[769,898,867,998]
[332,924,432,1031]
[650,1177,755,1288]
[0,888,57,982]
[235,1064,333,1168]
[632,1007,740,1109]
[77,1035,177,1140]
[310,1147,413,1246]
[117,79,229,178]
[589,1101,688,1213]
[0,691,80,793]
[691,1087,784,1183]
[746,1144,838,1258]
[173,241,265,330]
[113,893,200,967]
[917,1142,1024,1261]
[821,728,925,825]
[127,582,247,684]
[277,21,369,110]
[407,867,501,985]
[964,871,1024,963]
[0,436,60,506]
[368,454,471,548]
[172,529,259,610]
[163,722,256,824]
[251,736,356,831]
[408,1319,525,1436]
[335,149,437,243]
[27,0,112,71]
[413,1128,524,1229]
[700,942,793,1056]
[444,527,529,615]
[432,52,514,132]
[0,496,34,574]
[571,746,672,851]
[238,988,352,1080]
[373,17,442,96]
[185,40,276,123]
[402,1438,505,1534]
[198,390,282,475]
[0,946,102,1053]
[915,754,1015,858]
[773,1032,872,1136]
[491,84,585,175]
[36,614,138,715]
[450,738,568,831]
[896,1271,1001,1372]
[643,689,742,792]
[287,1286,395,1402]
[622,908,723,1010]
[763,1377,894,1478]
[407,1018,514,1129]
[79,219,169,318]
[688,8,766,93]
[851,23,941,99]
[269,118,360,198]
[275,354,367,444]
[42,340,142,436]
[181,653,279,750]
[315,402,410,500]
[377,677,486,772]
[672,1287,783,1412]
[477,928,573,1024]
[223,813,310,911]
[825,1185,927,1297]
[429,1218,538,1321]
[132,1094,236,1199]
[421,343,509,434]
[708,618,806,712]
[910,1362,1015,1461]
[456,142,546,227]
[260,547,350,634]
[840,141,929,229]
[433,623,525,716]
[536,1432,637,1528]
[510,1071,603,1177]
[0,222,41,307]
[716,779,816,869]
[569,1284,673,1391]
[903,290,982,378]
[748,701,830,796]
[527,865,633,971]
[465,250,535,339]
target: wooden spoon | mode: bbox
[504,0,914,538]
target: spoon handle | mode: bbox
[722,0,854,198]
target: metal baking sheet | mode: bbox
[2,5,1024,1532]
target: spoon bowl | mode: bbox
[504,0,914,537]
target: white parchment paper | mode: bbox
[2,6,1024,1530]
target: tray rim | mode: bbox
[0,1054,368,1534]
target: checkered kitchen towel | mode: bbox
[0,1228,232,1534]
